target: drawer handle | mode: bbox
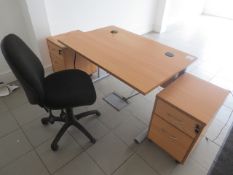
[169,135,177,141]
[159,128,177,142]
[195,124,201,134]
[58,49,62,55]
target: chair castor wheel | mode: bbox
[96,111,101,117]
[90,138,96,144]
[41,118,49,125]
[148,139,153,143]
[51,143,59,151]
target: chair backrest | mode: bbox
[1,34,45,106]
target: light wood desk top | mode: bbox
[157,73,229,124]
[59,26,196,95]
[47,30,81,48]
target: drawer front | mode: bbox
[63,48,97,75]
[155,99,203,138]
[50,53,65,72]
[75,55,97,75]
[47,41,63,58]
[148,115,193,162]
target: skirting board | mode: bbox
[153,24,167,33]
[0,65,53,84]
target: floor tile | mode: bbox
[87,92,105,111]
[97,103,129,129]
[215,68,233,83]
[54,152,105,175]
[170,158,207,175]
[73,106,89,116]
[0,111,19,138]
[36,133,82,173]
[0,129,32,169]
[0,151,49,175]
[94,77,112,96]
[185,60,202,72]
[144,87,163,103]
[0,99,8,113]
[214,105,232,124]
[113,154,159,175]
[87,133,133,175]
[189,67,214,81]
[126,95,154,125]
[11,103,46,126]
[205,115,233,146]
[95,76,133,97]
[190,137,220,170]
[224,93,233,109]
[203,104,233,146]
[136,140,176,175]
[195,61,221,76]
[68,117,109,148]
[22,117,61,147]
[113,115,146,147]
[211,76,233,91]
[108,76,134,97]
[1,88,27,110]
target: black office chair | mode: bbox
[1,34,100,151]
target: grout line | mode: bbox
[136,152,166,175]
[76,132,111,175]
[67,121,109,150]
[43,112,106,174]
[135,151,166,175]
[85,151,108,175]
[51,149,84,175]
[109,152,135,175]
[0,127,20,140]
[7,110,52,175]
[9,105,48,128]
[32,121,85,174]
[1,92,28,112]
[82,131,134,175]
[0,135,33,171]
[110,122,146,154]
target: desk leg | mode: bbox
[134,128,148,144]
[92,67,109,83]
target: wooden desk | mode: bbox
[57,26,228,163]
[59,26,196,95]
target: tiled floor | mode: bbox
[1,15,233,175]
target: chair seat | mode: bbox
[44,69,96,109]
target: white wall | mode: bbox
[22,0,52,67]
[153,0,169,32]
[165,0,206,27]
[204,0,233,19]
[0,0,33,82]
[0,0,52,83]
[44,0,157,35]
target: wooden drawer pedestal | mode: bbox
[47,31,97,74]
[148,73,229,163]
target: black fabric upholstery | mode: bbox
[44,69,96,109]
[1,34,45,105]
[1,34,96,109]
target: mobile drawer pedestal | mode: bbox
[148,73,229,163]
[47,31,97,74]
